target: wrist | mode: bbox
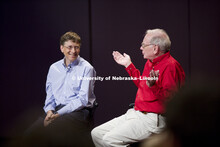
[47,110,53,114]
[125,61,132,68]
[52,110,58,114]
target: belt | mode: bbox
[140,111,165,127]
[141,111,148,114]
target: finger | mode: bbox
[115,51,121,54]
[117,51,123,57]
[45,116,50,121]
[152,71,156,77]
[114,55,120,61]
[51,114,56,119]
[151,70,156,77]
[149,70,154,77]
[146,81,150,87]
[44,120,51,127]
[112,51,118,56]
[112,52,117,58]
[51,114,59,119]
[47,112,53,116]
[47,115,52,120]
[44,120,49,127]
[113,51,119,55]
[123,53,129,57]
[113,54,120,61]
[113,51,121,58]
[155,70,159,77]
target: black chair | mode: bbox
[129,103,135,108]
[88,101,99,128]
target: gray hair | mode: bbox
[146,29,171,53]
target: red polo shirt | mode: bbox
[126,52,185,114]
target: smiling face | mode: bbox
[60,40,80,66]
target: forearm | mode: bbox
[44,100,56,113]
[45,70,56,113]
[57,96,88,115]
[125,63,141,86]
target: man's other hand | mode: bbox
[146,69,159,88]
[44,110,53,127]
[50,113,60,121]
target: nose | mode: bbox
[70,48,76,53]
[140,46,143,50]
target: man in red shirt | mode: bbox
[91,29,185,147]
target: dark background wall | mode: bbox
[0,0,219,139]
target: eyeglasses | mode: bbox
[141,43,155,48]
[64,45,80,50]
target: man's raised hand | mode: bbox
[112,51,131,68]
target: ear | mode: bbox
[60,45,64,53]
[153,45,159,55]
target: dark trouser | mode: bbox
[23,106,95,147]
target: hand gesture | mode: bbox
[112,51,132,68]
[146,69,159,88]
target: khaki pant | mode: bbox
[91,108,166,147]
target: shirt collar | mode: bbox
[62,55,80,68]
[151,51,170,65]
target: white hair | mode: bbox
[146,29,171,53]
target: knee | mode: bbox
[91,127,100,139]
[102,135,112,146]
[102,133,120,146]
[92,128,122,146]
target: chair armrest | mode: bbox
[129,103,135,108]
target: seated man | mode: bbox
[91,29,185,147]
[24,31,96,146]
